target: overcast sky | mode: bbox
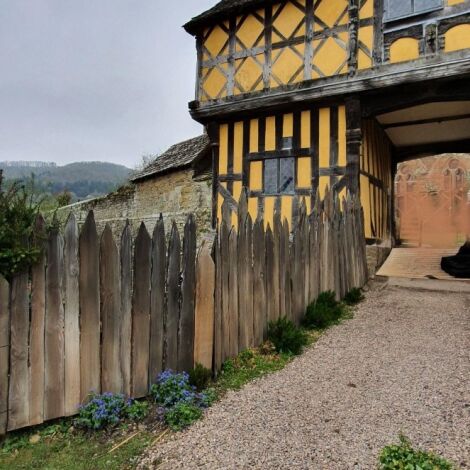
[0,0,216,168]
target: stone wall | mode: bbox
[59,168,213,240]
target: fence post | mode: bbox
[100,225,122,394]
[178,215,197,373]
[131,223,151,397]
[149,217,165,385]
[29,215,46,425]
[63,213,80,416]
[228,228,239,358]
[194,241,215,370]
[0,275,10,435]
[79,211,100,401]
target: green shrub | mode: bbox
[189,363,212,391]
[125,400,149,421]
[379,435,454,470]
[304,291,343,329]
[164,402,203,431]
[343,288,365,306]
[267,317,308,355]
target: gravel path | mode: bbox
[140,281,470,469]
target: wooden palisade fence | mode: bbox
[0,188,367,434]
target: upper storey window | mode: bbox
[384,0,443,21]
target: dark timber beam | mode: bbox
[381,113,470,129]
[394,138,470,163]
[345,97,362,195]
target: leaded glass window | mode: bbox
[384,0,443,21]
[263,157,295,195]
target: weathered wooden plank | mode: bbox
[149,217,165,385]
[245,214,254,348]
[265,226,275,325]
[277,212,286,320]
[45,229,65,421]
[100,225,122,393]
[131,223,151,397]
[237,190,249,351]
[194,241,215,370]
[79,211,100,400]
[63,213,80,416]
[29,215,46,425]
[165,222,181,371]
[228,228,239,358]
[213,234,223,374]
[252,219,266,345]
[0,275,10,435]
[282,220,292,322]
[8,272,30,430]
[220,220,230,362]
[179,215,197,372]
[272,211,281,321]
[120,222,132,395]
[292,214,303,324]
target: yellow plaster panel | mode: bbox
[232,182,243,227]
[319,176,329,200]
[236,12,264,51]
[447,0,466,4]
[301,110,311,148]
[313,37,348,77]
[264,197,275,229]
[250,119,259,152]
[389,37,420,63]
[250,161,263,191]
[297,157,311,188]
[219,124,229,174]
[444,24,470,52]
[360,175,372,238]
[319,108,330,168]
[233,122,243,173]
[338,105,346,167]
[204,25,228,58]
[248,197,258,221]
[271,47,304,85]
[281,196,293,226]
[273,1,306,39]
[234,55,264,94]
[360,0,374,19]
[315,0,348,29]
[265,116,276,151]
[202,65,227,100]
[283,113,294,137]
[358,26,373,70]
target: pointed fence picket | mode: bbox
[0,188,367,435]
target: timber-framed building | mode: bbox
[184,0,470,245]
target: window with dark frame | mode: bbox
[384,0,443,21]
[263,157,295,195]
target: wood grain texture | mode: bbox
[44,229,65,421]
[165,222,181,371]
[213,234,223,374]
[149,218,165,384]
[8,272,29,430]
[100,225,122,393]
[131,223,151,397]
[179,215,197,372]
[120,222,132,395]
[63,213,80,416]
[79,211,100,400]
[252,219,266,345]
[194,242,215,370]
[228,228,239,358]
[0,275,10,435]
[220,220,230,361]
[29,215,46,425]
[245,214,254,348]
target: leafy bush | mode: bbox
[0,177,45,278]
[189,363,212,391]
[379,435,454,470]
[343,288,365,306]
[304,291,344,329]
[74,393,148,430]
[267,316,308,355]
[164,402,203,431]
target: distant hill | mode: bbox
[0,161,132,200]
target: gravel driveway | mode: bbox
[140,280,470,469]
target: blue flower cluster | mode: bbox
[150,370,209,409]
[75,392,148,430]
